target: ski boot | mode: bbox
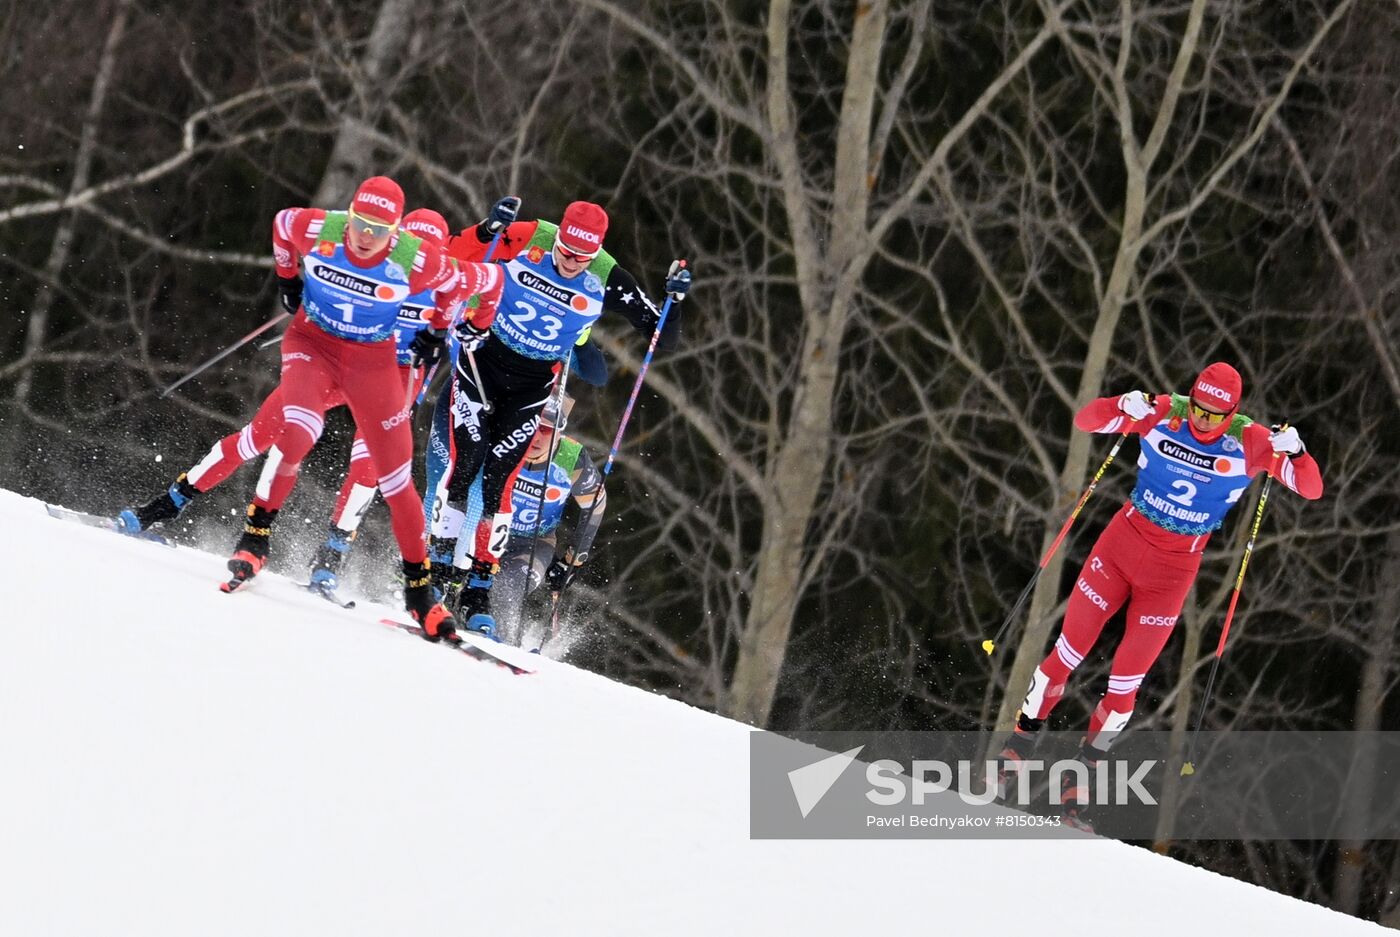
[117,473,197,534]
[308,526,355,592]
[455,558,498,640]
[995,712,1044,804]
[1058,745,1101,834]
[223,504,277,591]
[428,536,463,603]
[404,558,456,641]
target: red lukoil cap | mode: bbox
[351,176,405,223]
[402,208,449,246]
[1192,361,1242,411]
[557,201,608,257]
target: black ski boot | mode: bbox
[995,712,1044,804]
[428,536,464,602]
[404,558,456,641]
[1058,744,1102,833]
[225,504,278,587]
[117,473,198,534]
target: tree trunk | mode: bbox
[13,0,133,411]
[310,0,418,207]
[993,0,1210,732]
[1149,585,1202,850]
[723,0,887,727]
[993,211,1144,731]
[1333,528,1400,914]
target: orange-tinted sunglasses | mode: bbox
[348,209,398,238]
[1188,399,1229,424]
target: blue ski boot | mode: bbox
[456,559,497,640]
[117,473,197,534]
[308,526,354,592]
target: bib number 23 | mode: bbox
[509,301,563,342]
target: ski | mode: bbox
[45,503,172,546]
[301,582,356,609]
[219,576,253,594]
[378,618,537,675]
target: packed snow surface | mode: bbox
[0,489,1379,935]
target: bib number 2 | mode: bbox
[1167,480,1197,506]
[487,512,512,560]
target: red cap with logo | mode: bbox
[556,201,608,258]
[1192,361,1242,412]
[402,208,449,246]
[351,176,405,223]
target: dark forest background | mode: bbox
[2,0,1397,922]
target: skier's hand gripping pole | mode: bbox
[982,424,1135,655]
[417,219,507,406]
[1181,432,1283,775]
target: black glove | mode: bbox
[544,557,578,592]
[483,196,521,234]
[277,276,303,314]
[408,328,448,368]
[454,320,490,353]
[665,259,691,301]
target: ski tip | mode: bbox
[1180,762,1195,776]
[981,639,995,655]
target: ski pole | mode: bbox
[515,360,570,632]
[464,350,492,414]
[982,426,1134,655]
[403,364,420,411]
[160,311,290,398]
[418,228,504,406]
[544,264,683,645]
[1181,458,1280,776]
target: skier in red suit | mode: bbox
[120,178,502,637]
[1000,362,1323,820]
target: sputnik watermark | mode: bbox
[864,758,1158,808]
[752,730,1400,840]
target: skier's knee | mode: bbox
[277,404,324,461]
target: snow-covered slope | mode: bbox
[0,488,1379,936]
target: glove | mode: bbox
[454,320,490,353]
[484,196,521,234]
[544,557,579,592]
[277,276,302,315]
[1118,392,1153,421]
[408,328,448,368]
[665,259,691,301]
[1269,424,1304,456]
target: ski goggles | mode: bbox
[554,241,598,264]
[1188,399,1230,424]
[348,209,399,238]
